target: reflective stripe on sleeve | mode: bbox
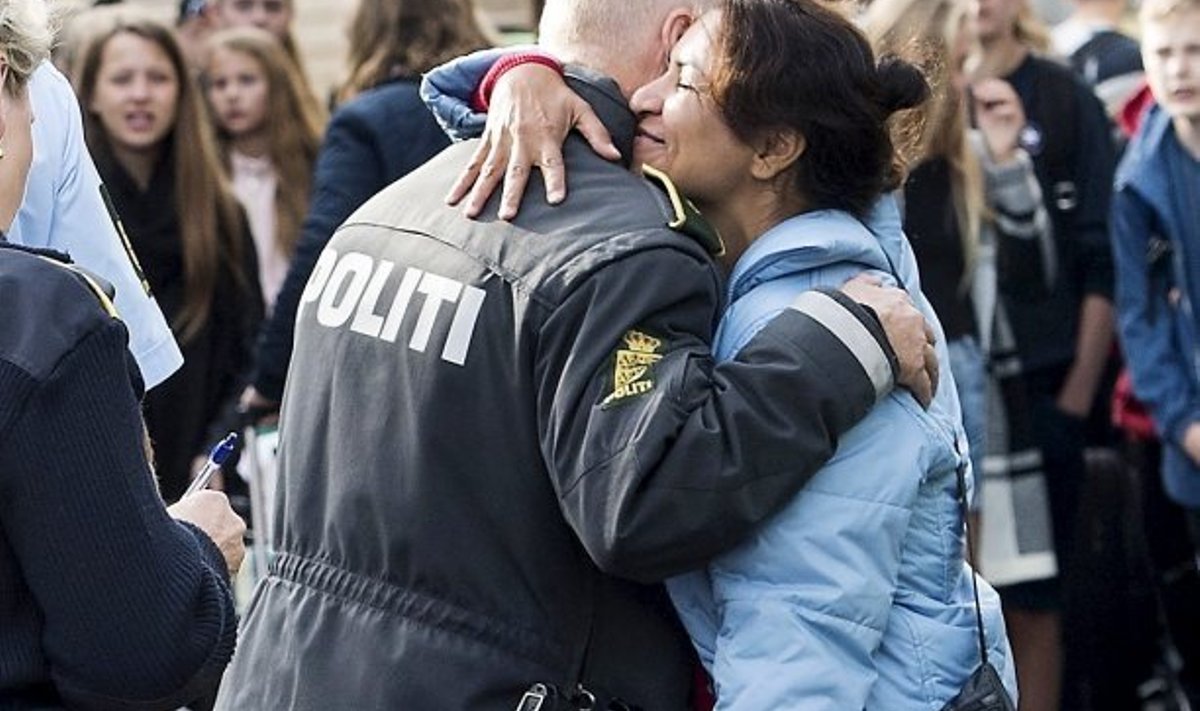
[789,290,892,400]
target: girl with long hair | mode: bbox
[204,26,324,311]
[75,18,262,503]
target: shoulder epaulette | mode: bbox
[41,254,119,319]
[641,165,725,257]
[1,242,121,319]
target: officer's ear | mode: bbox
[660,8,695,54]
[750,129,805,182]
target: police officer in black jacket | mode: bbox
[217,3,936,709]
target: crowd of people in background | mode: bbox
[0,0,1198,707]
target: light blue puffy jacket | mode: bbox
[667,197,1018,709]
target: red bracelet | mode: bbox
[471,51,565,112]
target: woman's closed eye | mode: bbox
[675,64,709,96]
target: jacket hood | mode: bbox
[727,195,907,303]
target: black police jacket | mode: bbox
[217,68,897,711]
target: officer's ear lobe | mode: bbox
[751,129,805,182]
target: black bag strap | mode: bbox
[955,456,990,667]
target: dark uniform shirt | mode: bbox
[217,69,897,710]
[0,243,236,709]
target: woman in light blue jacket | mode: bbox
[628,0,1017,707]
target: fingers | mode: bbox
[896,342,938,409]
[575,103,621,163]
[446,138,491,207]
[908,368,934,409]
[449,124,572,220]
[922,341,939,406]
[463,131,512,218]
[449,77,606,220]
[906,325,939,409]
[227,519,247,575]
[880,297,937,407]
[541,152,566,205]
[498,157,532,221]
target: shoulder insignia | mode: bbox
[71,267,119,318]
[33,253,119,318]
[602,329,665,407]
[641,165,725,257]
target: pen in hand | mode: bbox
[184,432,239,497]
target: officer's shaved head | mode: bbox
[538,0,717,98]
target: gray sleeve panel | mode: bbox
[535,246,876,583]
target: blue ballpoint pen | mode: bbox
[184,432,239,497]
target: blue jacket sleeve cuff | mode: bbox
[420,46,534,140]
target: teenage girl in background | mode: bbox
[204,27,324,312]
[75,18,262,503]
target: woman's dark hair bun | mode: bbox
[876,54,930,115]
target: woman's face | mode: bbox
[628,12,757,207]
[206,47,269,138]
[89,33,180,157]
[217,0,293,42]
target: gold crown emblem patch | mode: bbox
[603,330,664,407]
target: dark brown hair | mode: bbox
[711,0,928,217]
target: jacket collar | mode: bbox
[726,195,904,303]
[1117,105,1172,191]
[563,64,637,169]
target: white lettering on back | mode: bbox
[410,273,462,354]
[380,267,423,343]
[349,260,395,338]
[297,247,338,321]
[316,252,373,328]
[443,285,486,365]
[308,251,487,367]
